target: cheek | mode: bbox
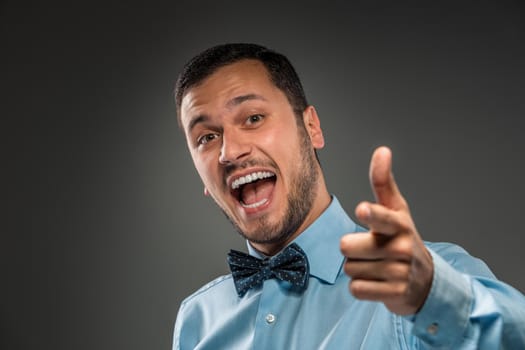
[260,121,299,149]
[192,154,217,187]
[266,128,302,161]
[197,167,216,189]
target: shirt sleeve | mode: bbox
[410,244,525,349]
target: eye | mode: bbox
[246,114,264,125]
[197,133,219,145]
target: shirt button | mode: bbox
[427,323,439,335]
[265,313,276,324]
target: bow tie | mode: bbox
[227,243,309,297]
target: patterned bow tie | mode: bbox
[227,243,309,297]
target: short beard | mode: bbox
[224,126,319,247]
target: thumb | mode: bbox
[369,146,405,209]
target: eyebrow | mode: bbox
[226,93,267,108]
[187,114,209,134]
[186,94,267,133]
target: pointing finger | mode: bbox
[355,202,407,235]
[340,232,412,261]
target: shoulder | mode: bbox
[182,274,233,305]
[174,274,240,342]
[174,274,236,348]
[180,274,236,309]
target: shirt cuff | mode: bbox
[411,248,473,347]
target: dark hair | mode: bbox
[174,43,308,127]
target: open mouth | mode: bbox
[230,171,276,209]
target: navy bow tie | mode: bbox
[227,243,309,297]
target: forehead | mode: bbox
[180,60,282,128]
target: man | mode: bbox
[173,43,525,349]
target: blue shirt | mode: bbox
[173,197,525,349]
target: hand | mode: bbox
[340,146,434,315]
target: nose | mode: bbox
[218,129,251,165]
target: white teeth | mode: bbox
[241,198,268,209]
[231,171,275,190]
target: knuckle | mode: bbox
[391,238,414,259]
[396,214,412,232]
[393,283,409,298]
[350,281,365,298]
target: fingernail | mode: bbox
[358,203,371,219]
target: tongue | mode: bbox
[241,178,274,205]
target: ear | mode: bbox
[302,106,325,149]
[204,187,210,196]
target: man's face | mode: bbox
[180,60,324,251]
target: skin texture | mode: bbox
[180,59,434,314]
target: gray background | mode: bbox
[3,1,524,349]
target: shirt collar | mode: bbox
[247,196,363,284]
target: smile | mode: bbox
[229,170,276,210]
